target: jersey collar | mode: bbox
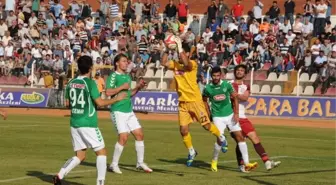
[211,80,223,86]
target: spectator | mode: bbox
[232,0,244,21]
[94,72,105,95]
[164,0,177,21]
[266,1,280,22]
[313,0,328,36]
[252,0,264,24]
[189,16,200,36]
[177,0,188,24]
[302,18,314,37]
[303,0,314,22]
[207,0,218,28]
[217,0,229,25]
[142,0,151,22]
[313,50,327,73]
[312,61,331,94]
[284,0,295,25]
[44,71,54,88]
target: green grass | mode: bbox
[0,115,335,185]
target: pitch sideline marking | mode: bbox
[0,155,335,183]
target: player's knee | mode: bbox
[134,132,144,141]
[95,148,107,156]
[234,132,245,142]
[179,126,189,136]
[118,134,129,146]
[202,123,211,131]
[248,132,260,144]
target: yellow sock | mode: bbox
[183,133,193,149]
[209,123,221,137]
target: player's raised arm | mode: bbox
[105,73,129,96]
[237,87,250,101]
[131,78,147,97]
[175,37,193,70]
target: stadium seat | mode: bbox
[18,76,28,85]
[131,81,136,89]
[277,73,288,81]
[164,70,174,78]
[303,86,314,95]
[251,84,260,94]
[259,85,271,94]
[299,73,309,82]
[255,73,266,81]
[309,73,318,82]
[144,69,154,77]
[0,77,5,84]
[154,68,164,78]
[146,63,155,69]
[271,85,282,94]
[314,86,322,95]
[266,72,277,81]
[7,76,19,85]
[262,62,271,70]
[38,78,45,86]
[325,88,336,96]
[158,81,168,90]
[146,81,157,90]
[291,85,303,95]
[226,73,234,80]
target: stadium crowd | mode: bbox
[0,0,335,94]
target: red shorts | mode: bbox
[239,118,255,136]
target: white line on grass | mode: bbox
[0,155,334,183]
[0,156,286,183]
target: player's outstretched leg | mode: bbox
[211,140,222,172]
[232,131,258,172]
[53,151,84,185]
[247,131,281,171]
[203,123,227,153]
[109,134,127,174]
[133,128,152,173]
[95,148,107,185]
[180,125,198,167]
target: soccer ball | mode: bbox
[164,34,177,50]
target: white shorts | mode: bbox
[111,111,142,134]
[71,127,105,152]
[213,113,241,134]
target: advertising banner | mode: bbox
[0,87,50,108]
[132,92,336,119]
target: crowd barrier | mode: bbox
[1,88,334,119]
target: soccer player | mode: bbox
[105,54,152,174]
[161,38,227,166]
[53,56,126,185]
[0,109,7,120]
[231,64,281,171]
[202,66,258,172]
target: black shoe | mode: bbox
[52,175,62,185]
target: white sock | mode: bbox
[97,155,106,185]
[135,140,145,164]
[213,142,221,161]
[111,142,124,167]
[238,142,249,165]
[58,156,81,179]
[188,147,196,156]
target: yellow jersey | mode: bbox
[167,60,202,102]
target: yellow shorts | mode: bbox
[178,101,210,126]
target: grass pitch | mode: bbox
[0,114,335,185]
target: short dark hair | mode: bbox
[211,66,222,75]
[113,53,128,70]
[182,43,191,53]
[77,56,93,74]
[234,64,248,75]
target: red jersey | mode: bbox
[232,4,244,17]
[177,3,188,17]
[231,81,250,118]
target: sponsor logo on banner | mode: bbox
[132,92,336,118]
[21,92,45,104]
[0,88,50,108]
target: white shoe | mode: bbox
[265,160,281,171]
[108,165,122,174]
[136,163,153,173]
[239,165,250,173]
